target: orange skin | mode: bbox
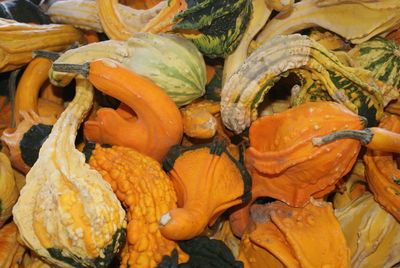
[83,58,183,162]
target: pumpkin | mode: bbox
[54,58,183,162]
[0,18,84,72]
[49,33,206,107]
[12,77,126,267]
[230,101,363,237]
[256,0,400,45]
[335,192,400,268]
[0,0,51,24]
[85,143,187,267]
[348,37,400,92]
[160,137,251,240]
[363,115,400,221]
[142,0,253,58]
[221,34,383,134]
[238,199,351,268]
[48,0,165,34]
[0,151,18,227]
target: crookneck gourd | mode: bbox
[48,0,165,35]
[49,32,206,107]
[221,34,383,134]
[230,101,364,237]
[141,0,253,58]
[335,192,400,268]
[12,77,126,268]
[363,115,400,222]
[256,0,400,45]
[238,199,351,268]
[0,152,18,228]
[54,58,183,162]
[0,18,84,73]
[84,143,187,268]
[160,138,251,240]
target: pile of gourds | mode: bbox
[0,0,400,267]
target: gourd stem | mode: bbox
[312,129,373,146]
[32,50,60,61]
[52,62,90,77]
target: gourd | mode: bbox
[142,0,253,58]
[0,221,27,268]
[48,0,165,34]
[238,199,351,268]
[348,37,400,91]
[54,58,183,162]
[0,152,18,227]
[211,220,241,258]
[50,33,206,107]
[119,0,163,9]
[160,137,252,240]
[230,101,364,236]
[0,18,84,72]
[221,34,383,134]
[0,0,52,24]
[309,29,351,51]
[12,77,126,267]
[364,115,400,221]
[335,192,400,268]
[256,0,400,45]
[85,143,186,268]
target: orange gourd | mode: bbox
[160,137,251,240]
[53,58,183,162]
[364,115,400,221]
[230,101,364,236]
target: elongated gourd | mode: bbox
[0,18,84,72]
[48,0,165,34]
[12,77,126,268]
[221,34,383,133]
[256,0,400,45]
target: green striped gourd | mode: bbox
[50,33,206,107]
[349,37,400,90]
[221,34,383,134]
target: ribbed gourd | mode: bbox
[335,192,400,268]
[49,33,206,107]
[85,144,186,268]
[12,77,126,268]
[221,34,383,134]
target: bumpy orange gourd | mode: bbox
[57,59,184,162]
[238,200,351,268]
[160,138,251,240]
[230,101,364,237]
[364,115,400,221]
[86,143,187,267]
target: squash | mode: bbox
[230,101,363,237]
[0,152,18,227]
[363,115,400,221]
[50,33,206,107]
[221,34,383,134]
[335,192,400,268]
[0,18,85,72]
[142,0,253,58]
[0,0,51,24]
[12,77,126,267]
[238,199,351,268]
[348,37,400,93]
[54,58,183,162]
[256,0,400,45]
[160,137,252,240]
[85,143,187,267]
[48,0,165,34]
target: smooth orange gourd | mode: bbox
[57,59,184,162]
